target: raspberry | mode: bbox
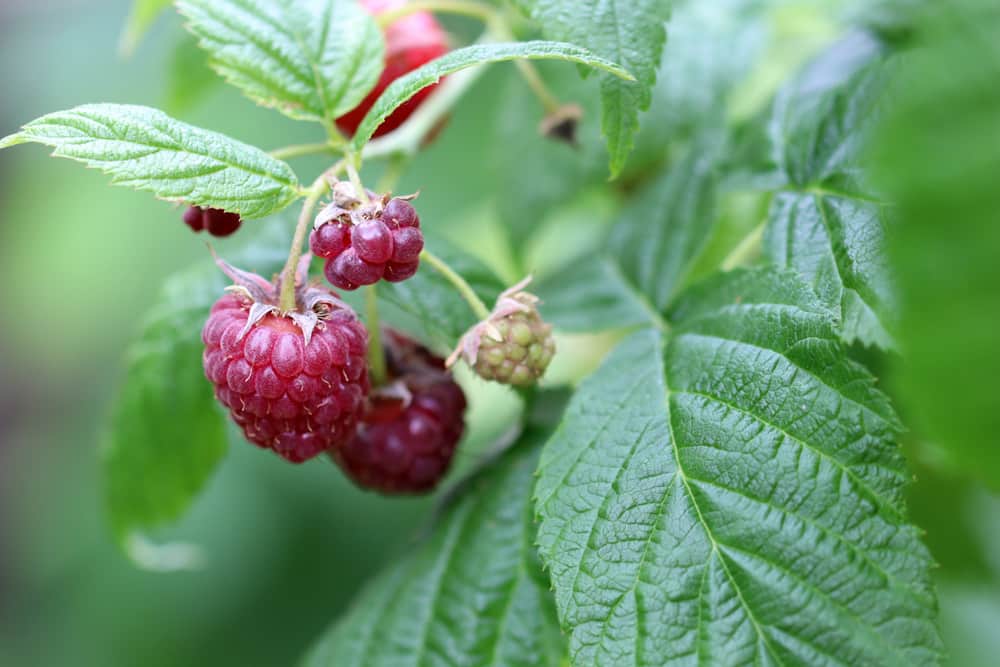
[202,255,369,463]
[331,330,466,494]
[335,0,449,138]
[310,194,424,290]
[183,205,242,237]
[449,277,556,387]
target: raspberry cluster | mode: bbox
[331,330,466,493]
[311,196,424,290]
[183,205,242,237]
[202,259,370,463]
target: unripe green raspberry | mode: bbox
[448,279,556,387]
[473,300,555,386]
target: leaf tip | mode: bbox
[0,132,24,149]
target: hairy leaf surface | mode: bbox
[178,0,384,122]
[536,268,941,666]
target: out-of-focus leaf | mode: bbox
[103,219,288,555]
[304,427,565,667]
[120,0,173,56]
[164,31,221,115]
[875,0,1000,488]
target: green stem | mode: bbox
[513,60,561,113]
[366,285,388,385]
[721,221,766,272]
[345,158,371,206]
[278,172,334,312]
[269,141,337,161]
[376,0,497,26]
[420,249,491,320]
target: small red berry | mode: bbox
[182,206,242,237]
[335,0,450,138]
[202,257,369,463]
[309,221,352,259]
[352,219,395,264]
[331,330,466,494]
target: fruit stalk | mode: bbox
[419,248,491,320]
[279,174,332,313]
[366,284,388,385]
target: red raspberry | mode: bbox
[310,196,424,290]
[335,0,449,138]
[202,257,370,463]
[331,330,466,494]
[183,206,242,237]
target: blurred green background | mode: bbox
[1,1,999,665]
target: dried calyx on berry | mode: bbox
[331,329,466,494]
[183,205,242,237]
[202,252,370,463]
[309,181,424,290]
[448,277,556,387]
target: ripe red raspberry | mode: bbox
[331,330,466,494]
[202,256,369,463]
[310,194,423,290]
[183,205,242,237]
[335,0,449,138]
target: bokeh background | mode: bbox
[1,1,998,665]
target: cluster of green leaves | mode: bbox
[0,0,973,664]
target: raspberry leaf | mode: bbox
[103,219,288,567]
[305,427,565,666]
[515,0,671,178]
[177,0,384,122]
[536,144,718,332]
[765,37,898,349]
[875,0,1000,488]
[535,268,942,666]
[377,237,505,350]
[0,104,300,219]
[349,41,635,151]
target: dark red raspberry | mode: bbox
[183,206,242,237]
[331,330,466,494]
[335,0,449,138]
[310,196,424,290]
[202,256,369,463]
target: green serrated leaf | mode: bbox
[875,0,1000,488]
[350,41,635,151]
[536,144,718,332]
[177,0,384,122]
[103,218,288,547]
[0,104,299,218]
[378,237,505,350]
[535,268,941,666]
[766,35,898,348]
[517,0,671,177]
[304,427,565,667]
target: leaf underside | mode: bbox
[535,268,941,666]
[1,103,299,219]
